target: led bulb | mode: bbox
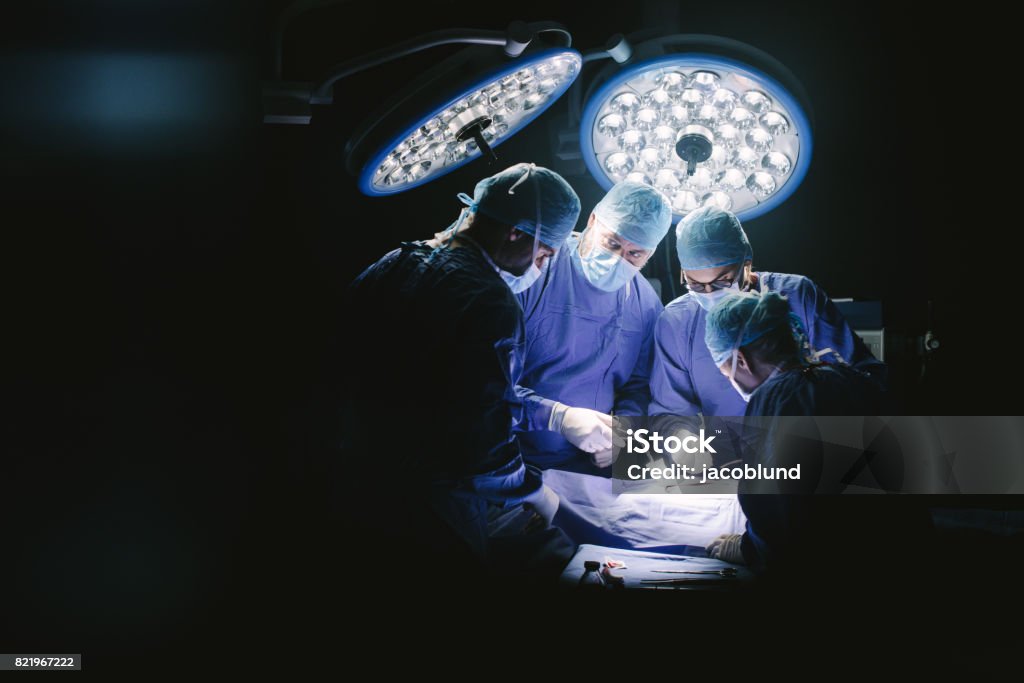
[610,92,642,118]
[746,171,777,198]
[759,111,790,135]
[731,146,760,172]
[650,125,677,149]
[678,89,704,113]
[637,147,667,172]
[710,88,738,115]
[745,128,773,153]
[522,92,545,110]
[694,104,720,127]
[727,107,756,130]
[741,90,772,114]
[663,105,689,128]
[687,167,714,191]
[604,152,635,179]
[690,71,721,94]
[655,71,689,94]
[761,151,792,176]
[424,141,449,160]
[642,89,674,110]
[404,161,431,182]
[634,108,661,131]
[598,113,627,138]
[715,168,746,191]
[714,124,742,148]
[672,189,701,214]
[702,191,733,210]
[618,130,647,153]
[653,168,686,195]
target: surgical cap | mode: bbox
[705,291,801,367]
[467,163,581,249]
[592,181,673,250]
[675,205,752,270]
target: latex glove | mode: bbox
[590,447,614,469]
[548,403,612,453]
[707,533,745,565]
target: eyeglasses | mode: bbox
[683,267,742,293]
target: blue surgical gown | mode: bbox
[650,272,885,422]
[515,233,664,472]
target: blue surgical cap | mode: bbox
[675,205,752,270]
[467,163,581,249]
[705,291,804,367]
[592,181,672,250]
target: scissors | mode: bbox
[649,568,738,577]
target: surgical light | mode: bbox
[354,50,581,196]
[263,14,578,196]
[580,37,812,220]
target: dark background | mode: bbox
[3,0,1017,672]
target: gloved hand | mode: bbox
[707,533,745,565]
[590,447,614,468]
[548,402,612,453]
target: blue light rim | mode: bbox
[358,47,582,197]
[579,52,813,221]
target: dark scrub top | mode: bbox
[738,363,931,579]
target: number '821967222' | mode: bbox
[14,657,77,668]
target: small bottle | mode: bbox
[578,560,605,589]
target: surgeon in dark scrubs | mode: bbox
[345,163,580,582]
[700,291,931,581]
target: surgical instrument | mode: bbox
[650,567,738,577]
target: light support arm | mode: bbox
[311,29,507,104]
[263,20,572,124]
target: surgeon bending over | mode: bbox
[346,163,580,578]
[702,291,928,577]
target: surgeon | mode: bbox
[650,205,885,465]
[701,291,930,578]
[345,163,581,581]
[515,181,672,475]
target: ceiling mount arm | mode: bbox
[264,20,573,124]
[310,28,506,104]
[311,21,572,104]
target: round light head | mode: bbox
[581,52,812,220]
[358,49,581,196]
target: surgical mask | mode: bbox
[693,280,740,311]
[497,260,544,294]
[446,166,552,295]
[728,350,782,404]
[573,237,639,292]
[461,231,546,294]
[727,349,754,403]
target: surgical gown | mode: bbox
[345,240,571,577]
[650,272,885,425]
[737,364,931,579]
[515,233,664,473]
